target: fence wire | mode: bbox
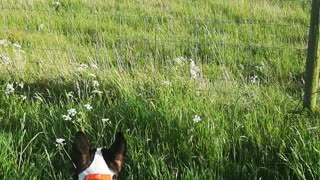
[0,0,312,88]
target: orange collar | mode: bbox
[85,174,112,180]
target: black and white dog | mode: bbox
[71,131,127,180]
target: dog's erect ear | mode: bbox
[71,131,91,173]
[104,132,127,173]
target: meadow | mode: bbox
[0,0,319,179]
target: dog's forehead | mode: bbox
[78,148,115,180]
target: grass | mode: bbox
[1,0,320,179]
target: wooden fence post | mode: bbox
[304,0,320,110]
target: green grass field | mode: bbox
[1,0,319,179]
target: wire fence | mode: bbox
[0,0,312,88]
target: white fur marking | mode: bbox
[78,148,115,180]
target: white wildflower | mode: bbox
[18,82,24,89]
[66,91,74,98]
[56,138,65,144]
[101,118,110,124]
[1,55,11,64]
[76,118,82,122]
[173,57,186,65]
[193,115,201,123]
[55,138,65,147]
[0,39,7,45]
[52,1,60,6]
[0,39,11,47]
[92,80,99,88]
[162,80,171,86]
[67,108,77,117]
[77,64,88,72]
[249,75,259,84]
[91,90,103,94]
[38,24,45,30]
[12,43,21,49]
[90,63,99,69]
[5,83,15,95]
[84,103,92,110]
[190,59,200,79]
[62,114,71,121]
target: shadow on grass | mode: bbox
[0,77,316,179]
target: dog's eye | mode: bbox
[112,174,117,180]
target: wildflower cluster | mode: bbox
[52,1,60,6]
[162,80,171,86]
[190,59,201,79]
[101,118,110,125]
[76,63,99,73]
[0,39,25,64]
[67,108,77,116]
[0,54,11,64]
[4,82,25,98]
[62,102,93,121]
[193,115,201,123]
[173,56,186,65]
[55,138,65,147]
[88,71,103,95]
[172,57,202,80]
[38,24,45,31]
[75,62,103,95]
[62,105,111,127]
[66,91,74,98]
[84,103,92,110]
[5,83,15,95]
[91,79,103,94]
[92,80,99,88]
[248,75,259,84]
[63,108,77,121]
[77,64,89,72]
[55,138,66,150]
[52,1,61,11]
[0,39,11,47]
[61,63,113,126]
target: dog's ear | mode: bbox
[106,132,127,173]
[71,131,91,173]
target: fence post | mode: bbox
[304,0,320,110]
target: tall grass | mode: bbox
[1,0,319,179]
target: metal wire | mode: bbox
[0,0,310,74]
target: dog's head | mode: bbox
[71,131,127,180]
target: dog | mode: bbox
[71,131,127,180]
